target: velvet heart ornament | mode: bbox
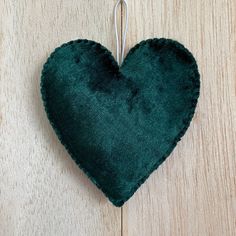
[41,38,200,207]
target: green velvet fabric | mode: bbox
[41,38,200,207]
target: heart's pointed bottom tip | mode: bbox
[110,199,125,207]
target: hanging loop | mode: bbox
[114,0,128,66]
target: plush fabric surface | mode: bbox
[41,38,200,207]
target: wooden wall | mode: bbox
[0,0,235,235]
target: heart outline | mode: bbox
[41,38,200,206]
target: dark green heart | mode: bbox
[41,38,200,207]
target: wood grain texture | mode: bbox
[0,1,121,236]
[122,0,236,236]
[0,0,235,236]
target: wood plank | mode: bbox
[122,0,236,235]
[0,1,121,235]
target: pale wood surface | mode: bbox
[0,0,235,236]
[0,1,121,236]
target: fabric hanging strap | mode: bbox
[114,0,128,65]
